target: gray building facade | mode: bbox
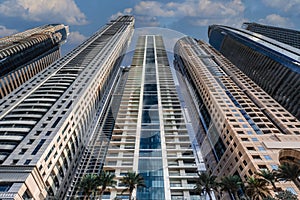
[243,22,300,49]
[0,16,134,199]
[208,25,300,120]
[0,24,69,98]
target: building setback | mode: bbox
[243,22,300,49]
[208,25,300,120]
[174,36,300,199]
[0,16,134,199]
[0,24,69,98]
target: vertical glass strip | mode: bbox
[137,36,165,200]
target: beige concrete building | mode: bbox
[174,36,300,199]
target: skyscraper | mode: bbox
[1,15,299,200]
[0,16,134,199]
[0,24,69,98]
[68,35,202,200]
[174,36,300,199]
[208,25,300,120]
[243,22,300,49]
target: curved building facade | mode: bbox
[208,25,300,120]
[243,22,300,49]
[0,24,69,98]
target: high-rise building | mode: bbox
[1,15,299,200]
[0,16,134,199]
[174,36,300,199]
[0,24,69,98]
[68,35,202,200]
[208,25,300,120]
[242,22,300,49]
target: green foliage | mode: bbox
[98,171,117,198]
[220,175,242,200]
[77,174,98,199]
[245,176,271,200]
[120,171,146,200]
[275,163,300,188]
[195,172,218,200]
[255,169,277,190]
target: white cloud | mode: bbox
[68,31,87,44]
[134,1,175,17]
[0,25,18,37]
[259,14,294,28]
[0,0,87,25]
[110,7,133,21]
[262,0,300,13]
[111,0,245,28]
[167,0,244,18]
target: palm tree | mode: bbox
[255,169,277,190]
[77,174,98,200]
[194,172,219,200]
[220,175,242,200]
[275,163,300,189]
[245,176,271,200]
[120,171,146,200]
[97,171,117,200]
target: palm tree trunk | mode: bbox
[271,181,277,191]
[99,191,103,200]
[233,191,239,200]
[129,191,133,200]
[93,190,96,200]
[207,191,213,200]
[293,178,300,190]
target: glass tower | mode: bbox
[243,22,300,49]
[208,25,300,120]
[102,35,199,200]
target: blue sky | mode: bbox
[0,0,299,54]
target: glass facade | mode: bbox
[137,36,165,200]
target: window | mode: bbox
[51,117,62,128]
[252,155,262,160]
[247,131,253,135]
[258,165,267,170]
[286,187,297,195]
[239,165,243,171]
[270,164,278,170]
[24,159,31,165]
[242,124,248,128]
[264,155,272,160]
[19,149,27,155]
[248,169,253,175]
[0,184,11,192]
[27,139,34,145]
[32,139,46,155]
[251,138,259,142]
[258,146,266,151]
